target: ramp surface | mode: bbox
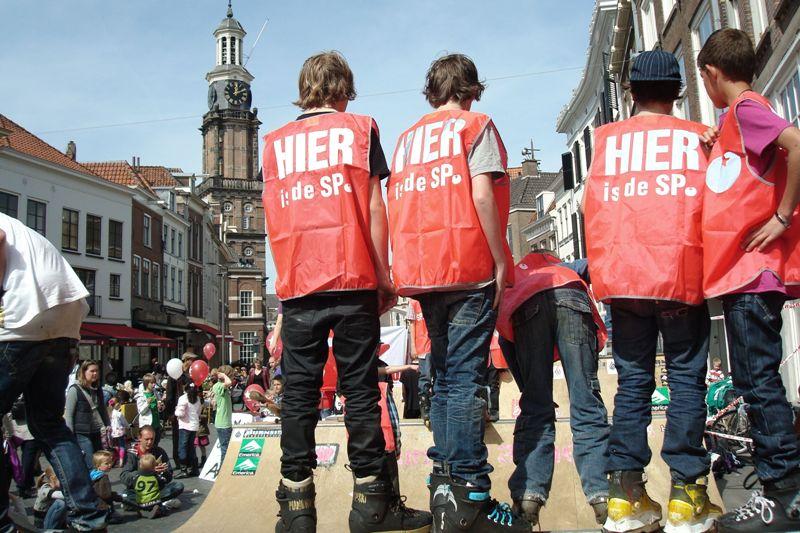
[179,416,722,532]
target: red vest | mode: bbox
[489,330,508,369]
[262,112,378,300]
[496,253,607,349]
[387,110,514,295]
[703,91,799,297]
[408,299,431,356]
[585,115,708,304]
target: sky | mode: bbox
[3,0,596,290]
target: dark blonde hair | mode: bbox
[77,360,100,388]
[142,373,156,389]
[36,466,58,489]
[294,51,356,110]
[93,450,114,468]
[423,54,486,108]
[139,453,157,471]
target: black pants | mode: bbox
[279,291,386,481]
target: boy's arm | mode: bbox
[408,318,418,357]
[0,228,6,299]
[269,314,283,354]
[472,174,508,310]
[744,126,800,251]
[368,176,397,314]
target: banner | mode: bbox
[379,325,408,368]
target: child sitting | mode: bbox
[134,453,165,519]
[33,467,65,530]
[90,450,122,524]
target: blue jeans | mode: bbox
[44,499,67,530]
[417,285,496,490]
[504,288,609,502]
[723,292,800,482]
[75,432,102,471]
[217,427,232,463]
[178,429,197,468]
[607,300,711,481]
[0,338,107,531]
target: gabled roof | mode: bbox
[0,114,101,177]
[510,172,561,209]
[83,161,157,196]
[138,165,182,188]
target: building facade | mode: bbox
[196,4,268,364]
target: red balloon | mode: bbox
[189,360,209,386]
[244,384,267,414]
[203,342,216,360]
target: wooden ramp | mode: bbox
[178,415,722,532]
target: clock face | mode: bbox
[208,85,218,109]
[225,80,249,106]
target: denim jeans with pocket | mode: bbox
[417,285,497,490]
[723,291,800,482]
[0,338,107,531]
[505,287,609,503]
[607,299,711,481]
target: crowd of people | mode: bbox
[1,24,800,533]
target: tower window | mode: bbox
[230,37,237,65]
[221,36,227,65]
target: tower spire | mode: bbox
[227,0,233,18]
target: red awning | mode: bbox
[82,323,177,348]
[79,326,108,346]
[189,321,221,337]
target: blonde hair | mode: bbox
[93,450,114,468]
[294,51,356,110]
[77,360,100,388]
[36,466,58,489]
[139,453,157,471]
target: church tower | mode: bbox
[198,1,267,364]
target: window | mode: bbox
[86,214,102,255]
[779,69,800,127]
[572,141,583,183]
[170,228,176,254]
[163,266,168,302]
[162,224,168,247]
[133,255,141,297]
[230,37,237,66]
[152,263,160,300]
[662,0,677,22]
[725,0,741,29]
[640,0,658,50]
[108,220,123,259]
[26,199,46,236]
[171,267,176,302]
[239,290,253,317]
[143,214,151,247]
[178,233,183,257]
[142,259,151,299]
[110,273,121,298]
[221,36,227,64]
[223,202,233,213]
[583,127,592,166]
[692,3,720,124]
[178,270,183,303]
[0,192,18,218]
[506,226,513,252]
[749,0,768,43]
[75,268,98,316]
[239,331,257,363]
[242,216,250,230]
[62,208,79,251]
[244,203,253,213]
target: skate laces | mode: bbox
[487,501,515,526]
[390,495,419,517]
[733,490,775,524]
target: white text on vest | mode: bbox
[273,128,355,179]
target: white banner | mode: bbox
[379,326,408,368]
[200,413,256,482]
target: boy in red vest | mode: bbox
[495,253,610,527]
[698,29,800,533]
[387,54,528,531]
[261,51,430,533]
[583,50,721,533]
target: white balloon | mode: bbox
[166,358,183,380]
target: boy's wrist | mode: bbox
[775,211,792,228]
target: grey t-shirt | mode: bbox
[468,124,506,178]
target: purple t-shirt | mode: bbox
[720,98,797,296]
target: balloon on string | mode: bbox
[203,343,216,360]
[189,360,210,386]
[166,358,183,380]
[244,384,267,414]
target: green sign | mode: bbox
[233,456,260,476]
[239,438,265,457]
[651,387,671,406]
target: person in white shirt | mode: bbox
[173,384,202,479]
[0,212,107,531]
